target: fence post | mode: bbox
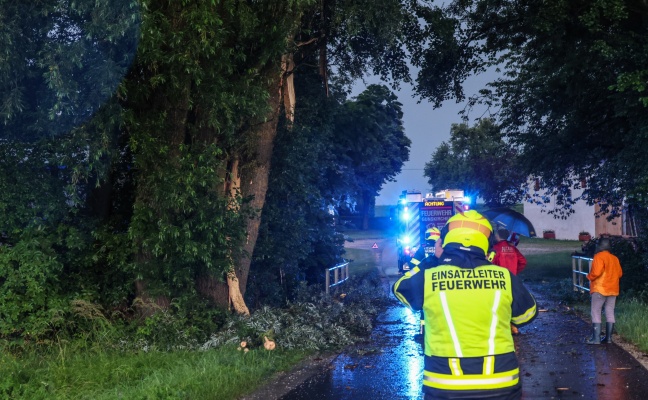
[325,269,330,294]
[571,255,593,293]
[325,260,351,293]
[572,257,577,292]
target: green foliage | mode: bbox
[615,298,648,354]
[415,0,648,218]
[0,343,307,400]
[123,298,227,352]
[128,145,250,296]
[247,73,343,307]
[0,0,140,139]
[335,84,411,197]
[248,71,409,305]
[311,0,421,85]
[0,233,65,338]
[424,119,526,207]
[206,271,389,352]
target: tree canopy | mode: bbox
[0,0,417,337]
[424,119,525,207]
[415,0,648,219]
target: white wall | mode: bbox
[524,185,595,240]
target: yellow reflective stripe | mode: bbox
[448,220,492,238]
[410,258,421,266]
[424,370,519,390]
[392,267,421,308]
[483,356,494,375]
[449,358,462,376]
[488,290,502,355]
[439,291,462,357]
[512,302,537,325]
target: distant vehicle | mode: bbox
[395,189,470,273]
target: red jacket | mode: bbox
[492,240,527,275]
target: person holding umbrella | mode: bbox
[492,227,527,276]
[492,227,528,335]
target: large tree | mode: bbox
[424,119,526,207]
[333,84,411,229]
[248,69,410,305]
[229,0,425,307]
[413,0,648,219]
[0,0,428,334]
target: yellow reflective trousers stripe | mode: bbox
[424,369,519,391]
[448,358,462,376]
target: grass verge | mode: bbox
[344,247,379,277]
[0,344,307,399]
[521,251,576,281]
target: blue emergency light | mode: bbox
[401,210,410,222]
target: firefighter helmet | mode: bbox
[426,227,441,241]
[443,210,492,255]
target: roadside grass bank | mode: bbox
[519,237,648,354]
[344,247,377,277]
[0,237,391,399]
[0,344,308,400]
[341,228,393,241]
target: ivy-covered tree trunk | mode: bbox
[207,70,288,310]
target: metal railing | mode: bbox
[572,255,593,293]
[325,260,350,294]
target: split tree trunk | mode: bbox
[201,54,296,313]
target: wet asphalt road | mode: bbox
[278,239,648,400]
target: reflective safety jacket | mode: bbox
[393,243,537,399]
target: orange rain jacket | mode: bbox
[587,250,623,296]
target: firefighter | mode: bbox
[410,226,441,269]
[393,210,537,400]
[411,227,442,339]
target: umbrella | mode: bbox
[482,207,537,237]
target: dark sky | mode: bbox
[352,71,494,205]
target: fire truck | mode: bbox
[396,189,471,273]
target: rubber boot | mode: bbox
[602,322,614,344]
[586,323,601,345]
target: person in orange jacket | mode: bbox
[586,238,623,344]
